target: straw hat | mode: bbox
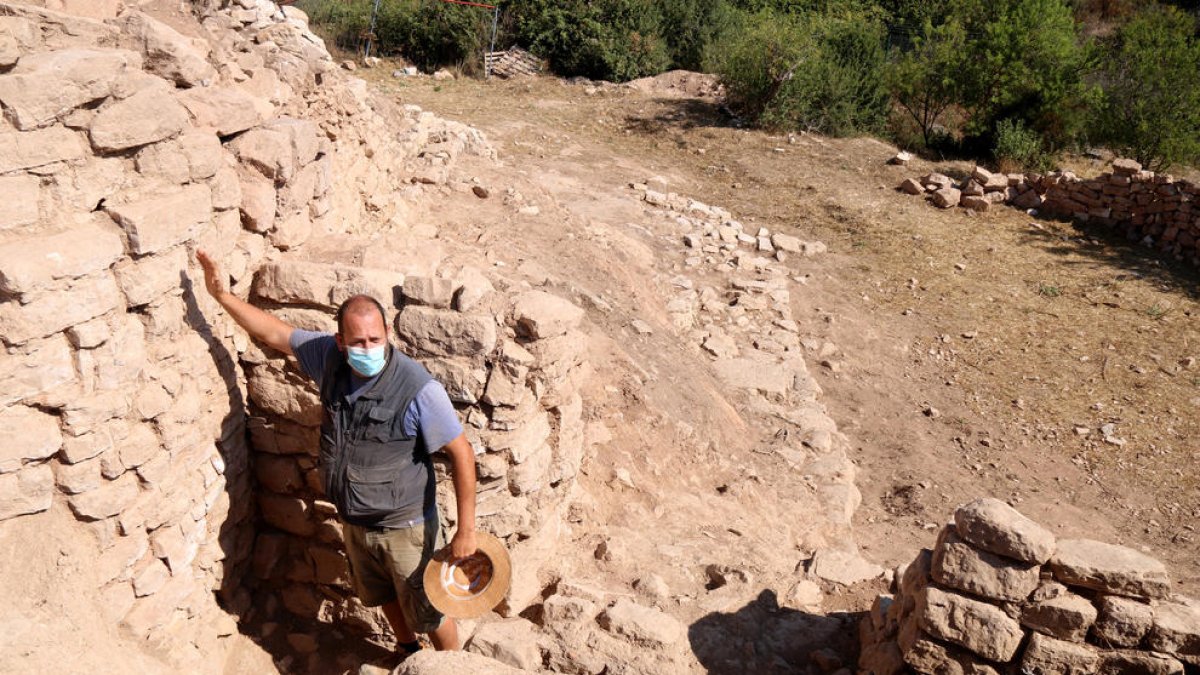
[423,532,512,619]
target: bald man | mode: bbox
[197,250,477,658]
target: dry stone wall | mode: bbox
[0,0,509,668]
[898,160,1200,267]
[859,498,1200,675]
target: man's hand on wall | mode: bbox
[196,249,229,299]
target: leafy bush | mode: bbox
[993,118,1047,171]
[885,18,967,147]
[509,0,670,82]
[1092,5,1200,171]
[711,8,890,136]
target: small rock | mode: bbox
[341,59,356,71]
[472,185,489,199]
[888,151,913,166]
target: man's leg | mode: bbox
[428,617,458,651]
[380,599,418,644]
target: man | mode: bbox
[196,250,477,656]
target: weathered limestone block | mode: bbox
[466,618,543,671]
[121,572,195,637]
[0,463,54,521]
[135,129,223,183]
[425,358,486,405]
[486,411,551,463]
[67,471,139,520]
[395,306,496,358]
[1099,650,1184,674]
[0,174,40,231]
[403,276,457,309]
[175,86,268,136]
[0,125,87,174]
[394,650,534,675]
[117,424,159,471]
[599,599,683,647]
[900,632,1000,675]
[247,367,321,426]
[915,585,1024,662]
[899,178,925,195]
[1147,601,1200,657]
[269,211,312,250]
[0,404,62,473]
[1021,631,1100,675]
[508,443,551,495]
[511,291,584,339]
[237,168,276,232]
[229,126,295,181]
[55,455,102,493]
[1021,591,1098,642]
[131,559,170,597]
[119,12,214,87]
[0,16,36,68]
[0,48,141,130]
[452,266,495,312]
[548,393,584,485]
[88,85,189,152]
[810,547,884,586]
[0,217,124,295]
[1092,595,1154,647]
[253,260,338,307]
[114,245,188,307]
[933,187,961,208]
[954,498,1056,564]
[254,454,304,494]
[208,165,241,211]
[1049,539,1171,599]
[482,363,529,408]
[276,160,317,216]
[105,183,213,255]
[258,493,315,536]
[0,335,75,406]
[0,272,123,345]
[961,195,990,212]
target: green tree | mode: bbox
[1093,5,1200,171]
[711,8,889,136]
[509,0,669,81]
[885,18,968,147]
[956,0,1094,150]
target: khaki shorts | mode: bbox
[343,519,446,633]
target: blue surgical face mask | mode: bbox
[346,345,387,377]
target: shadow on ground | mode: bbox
[689,589,862,674]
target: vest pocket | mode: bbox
[343,462,401,518]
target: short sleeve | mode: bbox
[289,329,337,387]
[403,380,464,453]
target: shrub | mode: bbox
[711,8,890,136]
[993,118,1047,171]
[1092,5,1200,171]
[885,18,968,148]
[510,0,670,82]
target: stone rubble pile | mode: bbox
[897,159,1200,266]
[0,0,503,669]
[246,255,592,642]
[859,498,1200,675]
[634,182,880,585]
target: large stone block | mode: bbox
[1092,595,1153,648]
[1021,591,1098,642]
[0,125,86,173]
[258,493,315,536]
[237,168,276,232]
[425,358,486,404]
[931,526,1041,602]
[465,618,542,671]
[0,335,76,407]
[0,463,53,521]
[599,598,682,647]
[395,306,496,358]
[176,86,268,137]
[88,85,189,151]
[900,631,1000,675]
[0,48,141,130]
[0,272,123,345]
[114,245,188,307]
[119,12,214,87]
[1021,631,1099,675]
[0,404,62,474]
[511,291,584,339]
[229,126,293,181]
[394,650,534,675]
[1099,650,1184,674]
[0,217,125,294]
[135,129,223,183]
[0,175,40,231]
[1049,539,1171,599]
[954,498,1056,564]
[0,16,36,69]
[67,471,139,520]
[915,585,1024,662]
[105,183,212,255]
[1147,601,1200,657]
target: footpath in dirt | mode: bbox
[364,69,1200,604]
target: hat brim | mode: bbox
[423,531,512,619]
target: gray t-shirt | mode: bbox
[289,329,464,455]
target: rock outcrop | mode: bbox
[859,498,1200,675]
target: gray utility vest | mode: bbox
[318,345,435,528]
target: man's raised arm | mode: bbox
[196,249,295,356]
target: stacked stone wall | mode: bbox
[0,0,510,668]
[898,160,1200,267]
[859,498,1200,674]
